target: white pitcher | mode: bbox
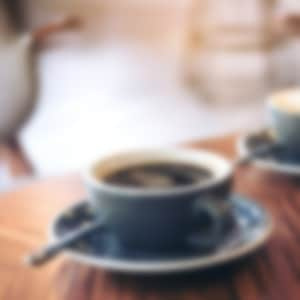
[0,17,79,139]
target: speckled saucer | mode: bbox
[238,129,300,175]
[50,195,272,274]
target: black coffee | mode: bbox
[103,162,213,188]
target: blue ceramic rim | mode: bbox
[82,148,233,198]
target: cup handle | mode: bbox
[187,199,222,249]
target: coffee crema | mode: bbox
[103,162,213,188]
[270,89,300,113]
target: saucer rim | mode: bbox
[237,129,300,175]
[49,197,273,274]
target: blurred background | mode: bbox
[1,0,300,188]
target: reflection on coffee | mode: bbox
[103,162,213,188]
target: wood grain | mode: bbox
[1,134,300,300]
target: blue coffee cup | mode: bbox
[84,148,233,252]
[268,89,300,152]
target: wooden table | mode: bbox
[1,135,300,300]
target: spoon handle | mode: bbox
[25,219,104,267]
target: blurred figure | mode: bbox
[1,0,299,177]
[0,2,80,187]
[186,0,300,103]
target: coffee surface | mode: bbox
[103,162,213,188]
